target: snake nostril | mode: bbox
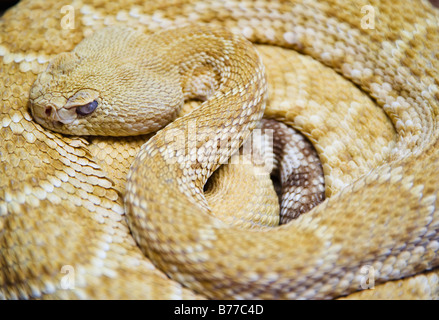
[45,106,53,117]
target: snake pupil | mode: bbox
[76,100,98,116]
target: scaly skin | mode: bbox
[1,0,439,299]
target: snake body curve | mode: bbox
[2,0,439,299]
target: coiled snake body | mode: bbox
[2,0,439,299]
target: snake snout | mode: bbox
[44,105,53,117]
[30,99,77,128]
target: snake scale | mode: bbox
[2,0,439,299]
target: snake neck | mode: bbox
[148,26,260,102]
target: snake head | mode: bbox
[29,51,103,134]
[31,85,99,126]
[29,27,184,136]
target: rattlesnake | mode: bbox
[2,0,439,299]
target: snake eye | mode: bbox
[76,100,98,116]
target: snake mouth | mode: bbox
[30,102,77,128]
[31,113,68,130]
